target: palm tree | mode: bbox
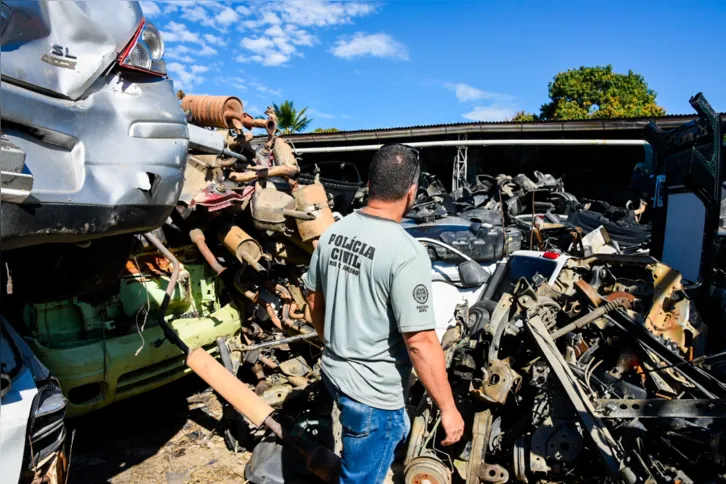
[273,101,312,135]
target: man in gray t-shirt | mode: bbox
[304,144,464,483]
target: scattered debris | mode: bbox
[403,253,726,483]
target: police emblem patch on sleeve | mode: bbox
[413,284,429,304]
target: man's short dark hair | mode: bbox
[368,144,420,201]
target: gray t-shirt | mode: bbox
[304,210,436,410]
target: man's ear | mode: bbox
[407,184,417,203]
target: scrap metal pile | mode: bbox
[165,93,341,467]
[120,92,725,484]
[403,253,726,484]
[407,170,650,259]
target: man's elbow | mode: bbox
[403,329,440,354]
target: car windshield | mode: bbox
[488,255,558,302]
[508,256,558,282]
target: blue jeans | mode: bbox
[324,375,410,484]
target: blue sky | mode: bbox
[141,0,726,132]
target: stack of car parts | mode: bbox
[403,254,726,483]
[406,170,650,258]
[167,94,342,478]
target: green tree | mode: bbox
[510,111,539,122]
[273,101,312,134]
[313,127,340,133]
[539,65,665,121]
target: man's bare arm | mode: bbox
[306,290,325,340]
[403,330,464,445]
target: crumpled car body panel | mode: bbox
[0,0,142,100]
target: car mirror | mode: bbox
[457,260,490,288]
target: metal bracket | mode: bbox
[525,313,626,480]
[595,399,726,418]
[451,134,468,192]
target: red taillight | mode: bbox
[542,251,560,260]
[118,18,167,77]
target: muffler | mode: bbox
[143,232,339,482]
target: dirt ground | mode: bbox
[68,376,252,484]
[67,375,399,484]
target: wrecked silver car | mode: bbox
[0,0,188,250]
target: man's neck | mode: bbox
[361,199,406,223]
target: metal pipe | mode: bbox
[269,284,292,301]
[289,304,305,320]
[229,165,299,183]
[282,304,309,332]
[143,233,189,354]
[550,299,626,340]
[240,251,267,273]
[293,138,650,154]
[139,238,335,478]
[283,209,317,221]
[242,332,318,351]
[259,356,279,369]
[222,149,248,162]
[189,229,226,275]
[264,303,284,331]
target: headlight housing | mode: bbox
[119,19,166,76]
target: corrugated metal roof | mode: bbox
[258,113,725,145]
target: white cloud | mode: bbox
[198,44,218,56]
[236,5,252,16]
[275,0,375,27]
[462,106,517,122]
[341,114,353,119]
[263,52,291,66]
[161,21,201,43]
[204,33,227,46]
[284,24,317,46]
[161,21,217,60]
[244,101,263,116]
[239,35,295,66]
[168,62,206,91]
[180,5,211,25]
[233,1,374,67]
[251,82,283,97]
[242,37,275,53]
[262,11,282,25]
[308,108,334,119]
[216,76,247,92]
[166,45,194,63]
[440,81,518,121]
[241,19,263,29]
[332,32,408,60]
[265,25,286,37]
[140,1,161,17]
[176,3,238,31]
[445,83,499,102]
[215,6,239,26]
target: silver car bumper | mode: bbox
[0,73,189,249]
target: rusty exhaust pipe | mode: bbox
[181,95,246,130]
[242,112,276,135]
[228,165,299,183]
[144,232,339,482]
[218,225,265,272]
[189,229,226,275]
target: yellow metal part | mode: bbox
[29,303,242,417]
[645,262,699,354]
